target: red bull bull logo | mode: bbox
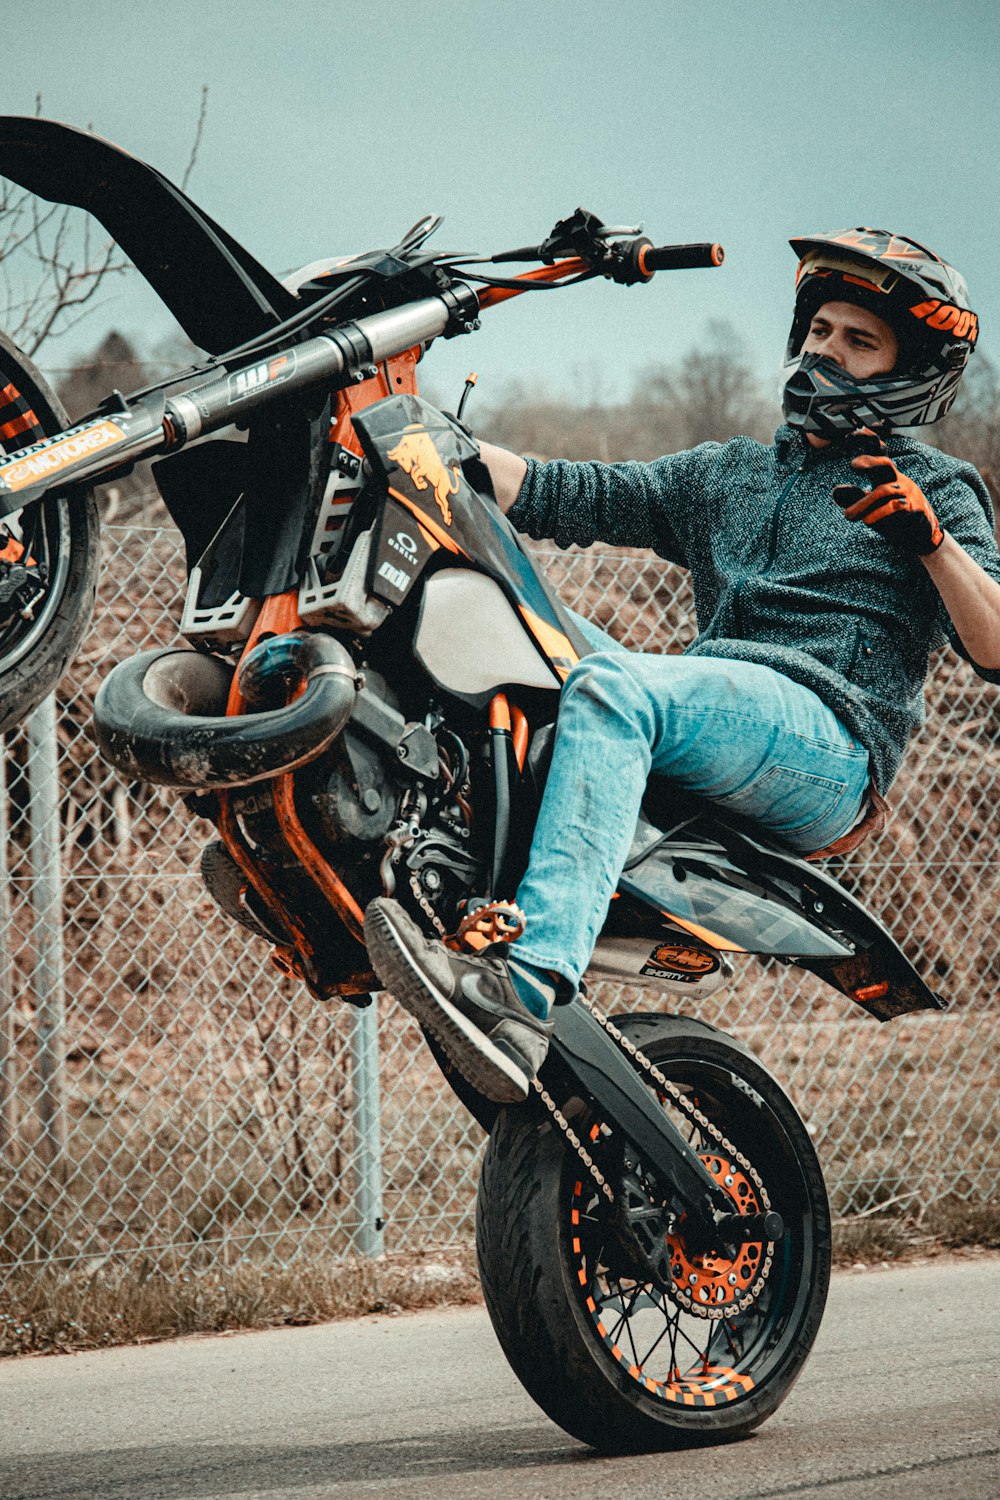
[387,425,460,525]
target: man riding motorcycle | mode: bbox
[366,227,1000,1105]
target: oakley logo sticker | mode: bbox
[387,425,460,525]
[389,530,418,563]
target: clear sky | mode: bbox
[4,0,999,408]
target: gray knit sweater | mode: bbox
[509,425,1000,793]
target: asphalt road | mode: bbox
[2,1256,998,1500]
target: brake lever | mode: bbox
[536,207,612,262]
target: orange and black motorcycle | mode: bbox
[0,119,945,1450]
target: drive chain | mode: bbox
[536,999,774,1318]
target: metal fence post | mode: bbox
[0,737,16,1149]
[350,997,385,1256]
[26,696,67,1172]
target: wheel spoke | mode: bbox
[561,1022,827,1416]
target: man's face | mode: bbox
[801,300,899,379]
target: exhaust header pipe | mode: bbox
[94,631,361,789]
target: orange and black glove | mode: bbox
[833,435,944,556]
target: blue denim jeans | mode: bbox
[512,616,871,988]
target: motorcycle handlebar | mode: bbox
[0,232,724,511]
[637,241,725,275]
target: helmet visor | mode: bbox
[795,248,900,297]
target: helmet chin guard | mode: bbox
[782,352,966,439]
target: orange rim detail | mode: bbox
[0,409,39,441]
[570,1164,758,1407]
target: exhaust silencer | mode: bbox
[93,631,361,789]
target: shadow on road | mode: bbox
[4,1422,601,1499]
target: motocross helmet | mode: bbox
[781,227,978,437]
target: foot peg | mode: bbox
[446,900,527,952]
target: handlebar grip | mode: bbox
[638,241,725,275]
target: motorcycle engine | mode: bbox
[205,670,485,946]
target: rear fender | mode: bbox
[618,810,944,1021]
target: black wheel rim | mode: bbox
[565,1050,819,1412]
[0,495,73,672]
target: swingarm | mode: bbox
[545,1002,784,1259]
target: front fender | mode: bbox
[0,116,296,353]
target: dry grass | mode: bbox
[0,1246,481,1357]
[2,1204,997,1359]
[833,1193,1000,1264]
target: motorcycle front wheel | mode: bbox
[476,1011,831,1451]
[0,331,99,735]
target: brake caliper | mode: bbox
[0,531,44,621]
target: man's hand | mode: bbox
[833,446,944,556]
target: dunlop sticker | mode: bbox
[0,419,127,492]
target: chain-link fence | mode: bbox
[2,517,998,1290]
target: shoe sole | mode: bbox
[365,903,531,1105]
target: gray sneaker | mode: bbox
[364,898,553,1104]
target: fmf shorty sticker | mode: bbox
[0,419,127,492]
[227,352,297,405]
[387,425,460,525]
[640,942,719,982]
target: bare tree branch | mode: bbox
[0,91,210,357]
[181,85,209,193]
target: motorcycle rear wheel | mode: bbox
[0,332,99,735]
[476,1011,831,1451]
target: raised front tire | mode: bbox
[476,1011,831,1451]
[0,331,99,734]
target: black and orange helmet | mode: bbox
[782,227,978,436]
